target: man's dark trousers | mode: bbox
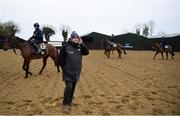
[63,81,77,105]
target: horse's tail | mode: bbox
[54,47,60,73]
[56,48,59,66]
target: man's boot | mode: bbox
[62,105,69,113]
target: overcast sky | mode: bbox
[0,0,180,41]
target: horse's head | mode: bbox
[3,35,17,50]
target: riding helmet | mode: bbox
[34,23,40,27]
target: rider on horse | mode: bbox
[110,34,117,47]
[160,36,168,49]
[29,23,43,54]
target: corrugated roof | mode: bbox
[148,33,180,38]
[80,31,111,37]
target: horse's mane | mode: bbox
[15,36,27,43]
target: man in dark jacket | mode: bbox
[29,23,43,54]
[58,31,89,112]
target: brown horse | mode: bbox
[102,38,127,59]
[3,35,60,78]
[152,43,175,60]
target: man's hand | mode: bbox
[78,37,83,44]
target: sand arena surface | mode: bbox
[0,50,180,115]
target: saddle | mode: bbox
[112,43,117,47]
[30,42,47,55]
[39,43,47,54]
[110,42,117,47]
[164,45,169,49]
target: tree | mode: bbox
[134,20,156,37]
[60,25,71,42]
[0,23,4,37]
[142,25,149,37]
[136,28,140,36]
[148,20,156,36]
[134,24,142,36]
[0,21,20,38]
[42,25,55,41]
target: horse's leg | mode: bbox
[26,62,32,75]
[169,49,174,60]
[22,60,26,71]
[105,50,108,57]
[107,50,110,58]
[153,51,159,60]
[166,52,168,60]
[109,50,111,58]
[104,49,106,55]
[22,59,32,78]
[171,52,174,60]
[120,51,122,59]
[161,52,164,60]
[55,57,60,73]
[57,65,60,73]
[39,56,49,74]
[24,60,31,78]
[50,55,60,73]
[117,50,121,59]
[118,50,120,59]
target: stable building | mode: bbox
[81,32,180,51]
[81,32,111,49]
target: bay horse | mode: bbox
[3,35,60,78]
[152,43,175,60]
[102,38,127,59]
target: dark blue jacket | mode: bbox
[31,28,43,42]
[58,42,89,82]
[160,37,168,48]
